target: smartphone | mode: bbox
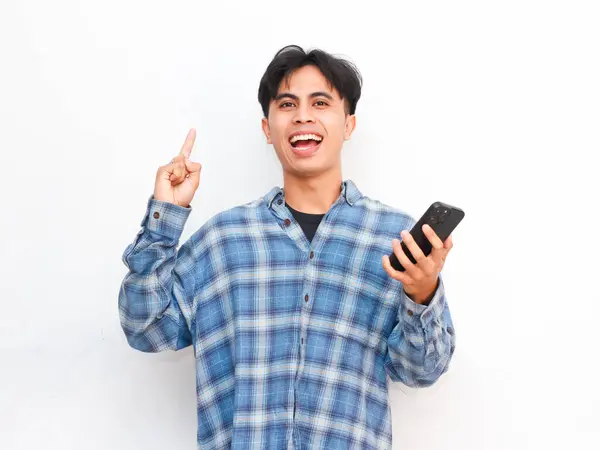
[389,201,465,272]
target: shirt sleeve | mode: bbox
[118,195,197,353]
[384,274,456,387]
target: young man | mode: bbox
[119,45,456,450]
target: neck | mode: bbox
[283,168,343,214]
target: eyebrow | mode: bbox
[274,91,335,102]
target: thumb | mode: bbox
[184,159,202,184]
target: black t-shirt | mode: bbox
[286,203,325,243]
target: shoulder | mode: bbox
[177,198,264,268]
[189,196,266,242]
[354,194,417,234]
[211,197,264,224]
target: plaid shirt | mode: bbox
[119,179,456,450]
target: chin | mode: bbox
[274,142,341,175]
[288,158,340,178]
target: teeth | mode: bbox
[290,133,323,144]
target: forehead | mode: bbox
[277,65,340,98]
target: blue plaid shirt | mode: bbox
[119,179,456,450]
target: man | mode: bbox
[119,45,456,450]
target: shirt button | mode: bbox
[304,294,309,302]
[153,212,160,219]
[407,310,414,317]
[277,199,283,205]
[284,218,291,226]
[447,326,454,335]
[309,251,314,259]
[301,338,304,345]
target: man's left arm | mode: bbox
[384,274,456,387]
[381,224,457,387]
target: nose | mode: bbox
[293,103,315,124]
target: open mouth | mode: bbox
[289,133,323,152]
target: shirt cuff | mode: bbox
[140,195,192,241]
[399,276,446,329]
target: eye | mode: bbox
[315,100,328,107]
[280,101,295,108]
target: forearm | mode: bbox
[118,196,195,352]
[385,276,456,387]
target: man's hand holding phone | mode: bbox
[382,224,453,305]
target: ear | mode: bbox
[344,114,356,141]
[261,117,272,144]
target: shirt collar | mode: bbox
[264,179,362,209]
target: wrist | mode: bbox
[406,277,439,305]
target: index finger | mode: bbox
[180,128,196,158]
[423,224,445,249]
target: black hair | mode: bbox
[258,45,362,118]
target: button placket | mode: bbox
[297,235,320,366]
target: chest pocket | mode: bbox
[329,269,398,349]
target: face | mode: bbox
[262,65,356,178]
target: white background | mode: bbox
[1,1,599,449]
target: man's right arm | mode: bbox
[119,128,202,352]
[118,196,197,353]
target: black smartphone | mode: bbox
[389,201,465,272]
